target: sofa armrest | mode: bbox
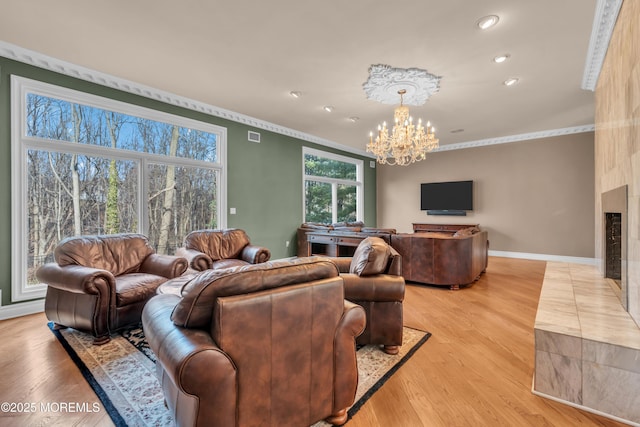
[241,245,271,264]
[36,263,115,295]
[326,257,352,273]
[139,253,188,278]
[142,294,238,426]
[176,247,212,271]
[333,300,366,412]
[387,247,402,276]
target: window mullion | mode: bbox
[332,183,338,224]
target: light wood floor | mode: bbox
[0,257,628,426]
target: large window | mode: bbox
[11,77,226,301]
[303,147,363,224]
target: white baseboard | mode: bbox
[0,290,45,321]
[488,250,596,265]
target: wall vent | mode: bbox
[248,130,261,143]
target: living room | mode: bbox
[1,0,639,426]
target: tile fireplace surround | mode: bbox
[534,262,640,425]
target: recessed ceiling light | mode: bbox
[450,128,465,133]
[289,91,301,98]
[348,116,359,122]
[504,77,519,86]
[477,15,499,30]
[493,54,510,63]
[323,106,334,113]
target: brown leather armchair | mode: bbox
[325,237,405,355]
[36,233,188,345]
[142,257,366,427]
[176,228,271,271]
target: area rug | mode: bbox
[50,322,430,427]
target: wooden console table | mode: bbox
[306,232,366,257]
[412,223,479,234]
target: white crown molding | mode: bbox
[0,41,596,157]
[581,0,623,91]
[435,124,595,152]
[0,41,371,158]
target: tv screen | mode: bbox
[420,180,473,211]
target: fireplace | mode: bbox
[601,186,627,310]
[605,212,622,285]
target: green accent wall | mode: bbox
[0,57,377,306]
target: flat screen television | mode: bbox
[420,180,473,214]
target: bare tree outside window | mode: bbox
[21,90,223,286]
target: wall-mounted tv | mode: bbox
[420,180,473,215]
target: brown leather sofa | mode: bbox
[390,228,489,289]
[297,221,397,257]
[324,237,405,354]
[142,257,366,427]
[176,228,270,271]
[36,233,188,344]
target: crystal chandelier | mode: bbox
[367,89,439,166]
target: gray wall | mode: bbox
[377,132,595,258]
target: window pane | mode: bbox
[305,180,332,224]
[337,184,357,223]
[304,154,356,180]
[147,164,218,255]
[26,94,218,162]
[27,149,138,285]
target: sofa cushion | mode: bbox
[184,229,250,261]
[453,226,480,237]
[171,257,340,328]
[54,233,154,277]
[349,237,391,276]
[115,273,167,306]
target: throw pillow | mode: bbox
[349,236,391,276]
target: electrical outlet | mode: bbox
[285,241,289,247]
[230,207,236,214]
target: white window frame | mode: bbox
[10,76,227,302]
[302,146,363,224]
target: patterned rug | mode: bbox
[50,322,430,426]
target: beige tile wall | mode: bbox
[595,0,640,325]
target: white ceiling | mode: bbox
[0,0,603,155]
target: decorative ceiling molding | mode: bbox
[363,64,441,106]
[0,41,371,158]
[435,125,595,152]
[0,42,597,157]
[581,0,622,91]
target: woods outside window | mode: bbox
[11,77,226,301]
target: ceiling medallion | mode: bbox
[363,64,441,106]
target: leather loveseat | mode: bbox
[142,257,366,427]
[390,227,489,290]
[297,221,397,257]
[36,233,188,344]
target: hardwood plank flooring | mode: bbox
[0,257,628,426]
